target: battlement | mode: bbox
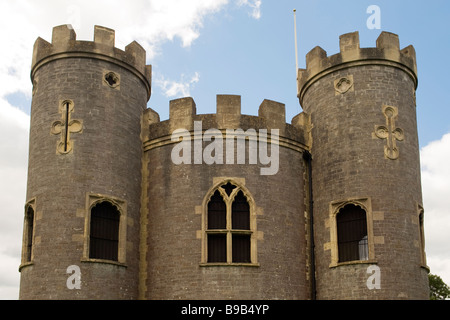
[297,31,417,105]
[146,95,288,128]
[142,94,310,152]
[32,25,152,99]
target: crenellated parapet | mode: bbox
[142,94,310,152]
[297,31,417,106]
[31,24,152,100]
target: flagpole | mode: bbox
[293,9,299,95]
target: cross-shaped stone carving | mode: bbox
[374,105,404,160]
[51,100,82,154]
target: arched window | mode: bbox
[89,201,120,261]
[207,190,227,262]
[208,190,227,230]
[336,204,368,263]
[418,204,427,266]
[24,205,35,263]
[204,181,255,265]
[231,191,251,263]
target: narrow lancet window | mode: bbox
[208,190,226,230]
[24,206,34,263]
[63,101,70,152]
[207,190,227,263]
[232,191,250,230]
[418,207,426,266]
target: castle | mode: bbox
[19,24,429,300]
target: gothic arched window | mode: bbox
[204,181,256,265]
[231,191,251,263]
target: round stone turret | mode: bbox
[298,31,428,299]
[20,25,151,299]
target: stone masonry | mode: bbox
[19,25,429,300]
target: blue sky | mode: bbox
[0,0,449,299]
[145,0,450,147]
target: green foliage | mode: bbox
[429,274,450,300]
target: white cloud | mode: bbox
[0,99,29,300]
[0,0,230,102]
[0,254,21,300]
[155,72,200,98]
[237,0,262,19]
[421,133,450,286]
[140,0,229,48]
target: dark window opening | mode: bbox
[419,211,425,247]
[208,190,226,229]
[25,206,34,262]
[89,201,120,261]
[419,210,426,264]
[337,204,368,262]
[221,182,236,196]
[208,234,227,263]
[105,72,119,87]
[63,101,70,152]
[232,234,251,263]
[232,191,250,230]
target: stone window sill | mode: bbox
[81,258,127,268]
[18,261,34,272]
[199,262,260,268]
[329,259,377,268]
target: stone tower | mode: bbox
[298,31,429,299]
[19,25,151,299]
